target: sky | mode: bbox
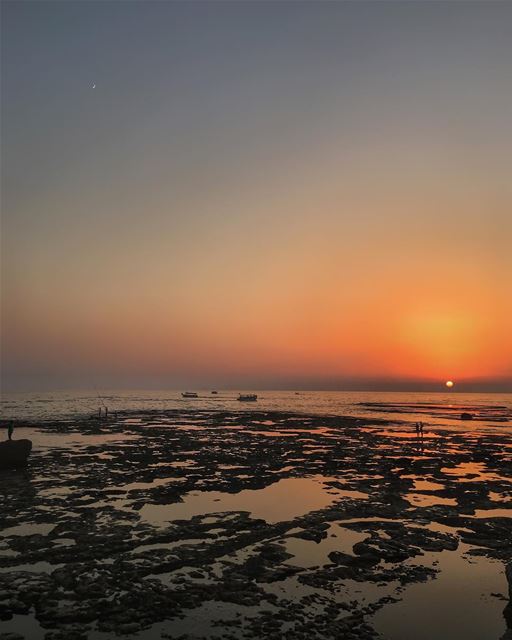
[1,1,511,393]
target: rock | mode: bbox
[118,623,142,634]
[504,564,512,629]
[51,568,76,590]
[0,439,32,468]
[292,527,328,543]
[44,628,88,640]
[329,550,379,568]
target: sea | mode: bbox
[1,390,511,431]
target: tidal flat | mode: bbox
[1,409,511,640]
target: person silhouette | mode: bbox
[7,422,14,441]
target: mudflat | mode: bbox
[1,409,511,640]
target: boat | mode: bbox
[237,394,257,402]
[211,391,218,394]
[182,392,198,398]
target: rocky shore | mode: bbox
[0,409,511,639]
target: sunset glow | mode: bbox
[2,2,511,392]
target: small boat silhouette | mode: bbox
[182,392,198,398]
[237,394,257,402]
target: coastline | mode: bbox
[1,408,511,639]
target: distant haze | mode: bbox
[1,1,511,393]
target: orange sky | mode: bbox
[2,2,511,391]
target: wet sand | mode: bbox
[0,409,511,639]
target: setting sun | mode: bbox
[446,380,454,388]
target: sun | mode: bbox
[445,380,454,388]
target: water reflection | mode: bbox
[140,477,366,525]
[283,524,367,568]
[373,545,508,640]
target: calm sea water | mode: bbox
[1,390,511,431]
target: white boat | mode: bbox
[182,392,198,398]
[237,394,257,402]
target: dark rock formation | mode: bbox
[0,439,32,468]
[1,408,511,639]
[504,564,512,630]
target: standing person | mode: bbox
[419,421,424,436]
[7,422,14,440]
